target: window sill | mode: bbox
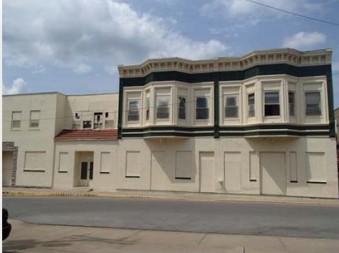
[58,171,68,174]
[23,169,45,173]
[126,175,140,178]
[307,180,327,184]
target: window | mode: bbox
[225,96,238,118]
[83,120,92,129]
[30,110,40,128]
[11,111,21,129]
[145,92,150,121]
[156,96,170,119]
[288,91,295,117]
[196,97,209,120]
[178,96,186,120]
[94,112,103,129]
[264,92,280,116]
[305,91,321,116]
[248,93,255,117]
[128,100,140,121]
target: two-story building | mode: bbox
[2,48,338,198]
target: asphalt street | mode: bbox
[4,196,339,239]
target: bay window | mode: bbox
[305,91,321,116]
[225,95,238,118]
[196,97,209,120]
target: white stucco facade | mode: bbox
[2,48,338,198]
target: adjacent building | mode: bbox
[2,48,338,198]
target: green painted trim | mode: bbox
[121,124,330,138]
[117,78,124,139]
[214,74,220,138]
[326,65,335,137]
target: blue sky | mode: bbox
[3,0,339,107]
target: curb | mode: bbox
[3,190,339,206]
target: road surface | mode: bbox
[4,197,339,239]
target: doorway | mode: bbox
[80,161,94,187]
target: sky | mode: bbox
[2,0,339,107]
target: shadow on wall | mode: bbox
[246,137,307,195]
[145,138,197,190]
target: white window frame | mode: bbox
[305,91,321,116]
[127,99,140,122]
[224,95,239,119]
[248,93,255,118]
[195,96,209,120]
[11,111,22,129]
[29,110,40,129]
[264,91,280,117]
[156,95,170,120]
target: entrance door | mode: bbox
[80,161,93,187]
[260,152,286,195]
[2,151,13,186]
[200,152,215,193]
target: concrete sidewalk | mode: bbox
[3,220,339,253]
[3,187,339,206]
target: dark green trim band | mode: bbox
[325,65,335,137]
[118,78,124,139]
[121,124,330,138]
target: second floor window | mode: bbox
[128,100,140,121]
[225,95,238,118]
[289,91,295,117]
[178,96,186,120]
[264,92,280,116]
[12,111,22,129]
[248,93,255,118]
[156,96,170,119]
[30,110,40,128]
[305,91,321,116]
[196,97,209,120]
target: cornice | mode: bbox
[118,48,332,78]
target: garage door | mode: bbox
[260,152,286,195]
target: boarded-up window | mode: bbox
[30,110,40,128]
[289,152,297,182]
[58,152,69,173]
[224,152,241,191]
[306,152,326,183]
[100,152,111,173]
[175,151,192,180]
[24,151,46,172]
[126,151,140,178]
[249,152,258,182]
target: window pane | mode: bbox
[197,97,207,108]
[225,107,238,118]
[265,105,280,116]
[226,97,237,106]
[81,162,87,180]
[306,92,320,104]
[265,92,279,104]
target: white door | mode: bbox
[2,152,13,186]
[80,161,93,187]
[260,152,286,195]
[200,152,215,193]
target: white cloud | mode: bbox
[283,32,326,49]
[3,78,29,95]
[201,0,322,23]
[72,63,92,75]
[3,0,228,74]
